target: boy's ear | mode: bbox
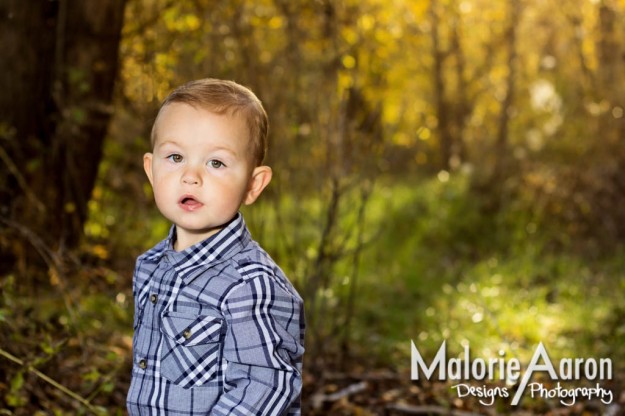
[143,153,154,185]
[244,166,272,205]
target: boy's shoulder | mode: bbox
[232,240,299,294]
[178,238,302,305]
[136,237,169,264]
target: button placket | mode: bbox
[154,255,174,310]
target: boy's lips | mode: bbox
[178,194,204,212]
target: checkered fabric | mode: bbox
[127,213,305,415]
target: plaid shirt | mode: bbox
[127,213,305,415]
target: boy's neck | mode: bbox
[172,214,240,251]
[173,226,223,252]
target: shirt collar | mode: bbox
[155,212,251,285]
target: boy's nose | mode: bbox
[181,166,202,185]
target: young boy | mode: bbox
[127,79,305,415]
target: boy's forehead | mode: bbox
[156,102,247,128]
[152,103,254,155]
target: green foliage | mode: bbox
[241,171,625,373]
[336,173,625,368]
[0,265,132,414]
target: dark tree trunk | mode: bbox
[492,0,520,181]
[429,0,453,171]
[0,0,126,277]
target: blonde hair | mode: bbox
[151,78,269,166]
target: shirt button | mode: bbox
[183,329,192,340]
[150,294,157,304]
[138,359,147,369]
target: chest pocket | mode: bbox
[159,311,224,388]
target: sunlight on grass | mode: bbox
[341,174,625,367]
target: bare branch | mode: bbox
[0,347,105,415]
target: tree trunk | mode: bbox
[596,2,624,145]
[449,2,468,166]
[429,0,453,171]
[492,0,520,181]
[0,0,126,278]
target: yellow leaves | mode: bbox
[85,195,116,240]
[184,14,201,30]
[49,268,60,286]
[403,0,429,19]
[358,14,375,31]
[85,222,106,239]
[154,51,175,68]
[337,71,354,95]
[121,5,205,105]
[268,16,284,29]
[121,50,173,104]
[91,245,110,260]
[163,9,201,32]
[342,55,356,69]
[418,127,432,141]
[393,132,412,147]
[342,27,359,45]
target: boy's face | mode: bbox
[144,103,271,250]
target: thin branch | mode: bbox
[0,218,58,271]
[340,180,374,359]
[0,347,105,415]
[0,145,45,213]
[0,218,78,327]
[311,381,368,409]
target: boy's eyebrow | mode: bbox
[210,146,239,157]
[155,140,180,149]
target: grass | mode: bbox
[264,171,625,369]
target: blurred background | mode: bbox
[1,0,624,414]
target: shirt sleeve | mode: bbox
[211,275,305,415]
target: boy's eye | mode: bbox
[208,160,225,169]
[167,154,183,163]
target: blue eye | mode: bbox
[209,160,225,169]
[167,154,183,163]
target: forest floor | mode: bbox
[1,281,624,415]
[302,364,625,416]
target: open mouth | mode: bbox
[178,195,203,211]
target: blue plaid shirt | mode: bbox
[127,213,305,415]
